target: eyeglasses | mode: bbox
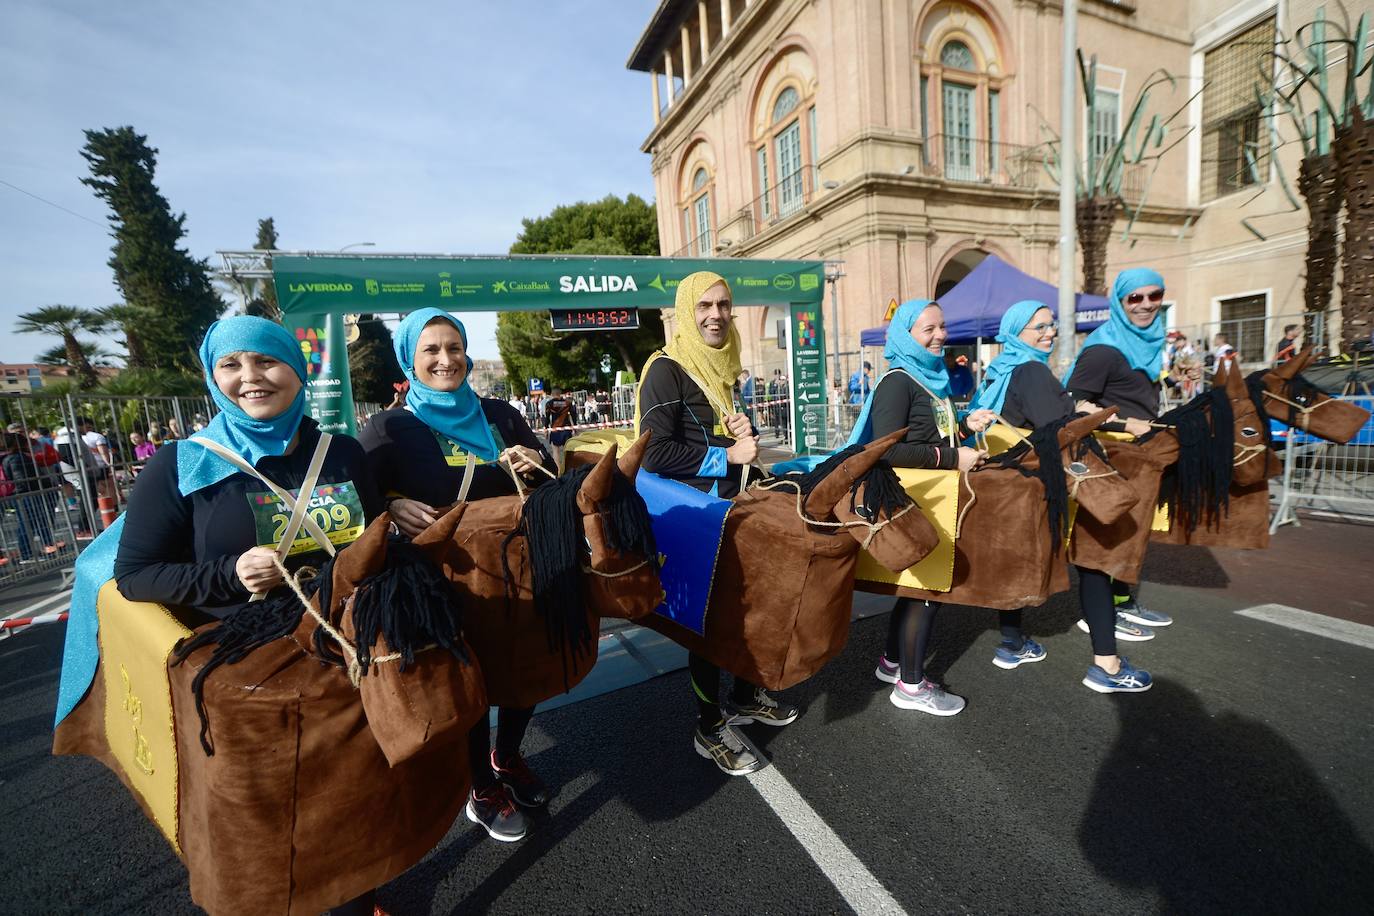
[1026,322,1057,333]
[1125,290,1166,305]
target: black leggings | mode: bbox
[885,598,941,685]
[326,889,376,916]
[468,705,536,791]
[999,609,1024,647]
[1077,566,1119,657]
[689,652,758,730]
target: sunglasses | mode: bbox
[1026,322,1058,333]
[1125,290,1165,305]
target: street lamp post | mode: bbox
[1055,0,1079,377]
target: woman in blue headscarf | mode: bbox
[1064,269,1199,692]
[113,315,385,915]
[867,299,995,718]
[359,307,555,845]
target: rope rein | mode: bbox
[1260,388,1335,430]
[752,477,917,540]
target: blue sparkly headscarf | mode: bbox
[1065,268,1167,382]
[970,300,1053,416]
[394,308,498,461]
[885,298,951,398]
[176,316,309,496]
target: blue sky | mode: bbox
[0,0,659,365]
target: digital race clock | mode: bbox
[549,308,640,331]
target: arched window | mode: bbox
[770,87,804,217]
[772,87,801,123]
[940,40,974,70]
[682,164,713,255]
[751,49,820,227]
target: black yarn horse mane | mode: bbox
[775,444,917,522]
[501,463,659,683]
[171,537,470,756]
[1144,386,1235,531]
[983,416,1102,552]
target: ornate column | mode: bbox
[651,68,661,123]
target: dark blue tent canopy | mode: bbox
[860,255,1110,346]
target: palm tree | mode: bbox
[15,305,107,389]
[98,303,155,368]
[37,341,115,369]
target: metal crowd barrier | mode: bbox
[1269,396,1374,532]
[0,478,85,586]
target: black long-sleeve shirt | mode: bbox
[1066,345,1162,421]
[869,371,962,470]
[999,361,1078,429]
[114,419,382,619]
[358,399,555,506]
[638,354,751,498]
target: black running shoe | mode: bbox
[726,687,800,727]
[693,721,767,775]
[491,749,551,807]
[465,784,529,842]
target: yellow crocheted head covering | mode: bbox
[663,270,742,415]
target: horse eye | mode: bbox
[1068,461,1089,476]
[854,505,874,522]
[1241,427,1257,437]
[584,536,593,552]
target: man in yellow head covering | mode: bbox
[636,270,798,777]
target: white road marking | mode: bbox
[2,589,72,623]
[748,765,908,915]
[1235,603,1374,651]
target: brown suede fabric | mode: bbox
[1068,441,1171,583]
[640,489,861,690]
[1150,480,1272,549]
[1256,347,1372,444]
[833,489,941,573]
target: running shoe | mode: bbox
[465,784,529,842]
[491,749,551,807]
[1082,656,1153,694]
[725,687,799,726]
[1115,599,1173,627]
[874,655,900,684]
[693,721,767,775]
[889,678,966,716]
[992,638,1047,670]
[1076,615,1155,642]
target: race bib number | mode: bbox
[247,481,366,556]
[933,399,955,440]
[431,424,507,467]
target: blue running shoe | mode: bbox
[992,638,1047,670]
[1116,599,1173,627]
[1082,656,1153,693]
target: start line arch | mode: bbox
[216,251,830,452]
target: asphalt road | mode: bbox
[3,530,1373,915]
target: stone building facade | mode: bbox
[627,0,1337,381]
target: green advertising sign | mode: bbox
[285,312,357,437]
[788,303,828,454]
[273,254,826,315]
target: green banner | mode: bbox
[788,303,827,454]
[273,255,826,315]
[286,313,357,437]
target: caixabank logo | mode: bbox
[295,325,330,379]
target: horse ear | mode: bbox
[410,502,467,562]
[1225,357,1248,397]
[576,441,617,513]
[1213,361,1229,387]
[617,431,651,482]
[1059,407,1117,447]
[1274,345,1314,379]
[331,512,390,591]
[802,429,905,517]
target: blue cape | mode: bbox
[1065,268,1166,382]
[970,300,1053,416]
[177,316,308,496]
[394,308,499,461]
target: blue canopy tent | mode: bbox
[860,255,1110,345]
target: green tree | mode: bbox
[348,315,405,404]
[98,303,155,368]
[38,340,116,368]
[246,217,281,320]
[80,126,223,370]
[499,196,665,391]
[16,305,107,389]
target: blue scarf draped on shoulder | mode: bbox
[58,315,309,725]
[394,308,499,461]
[1063,268,1166,383]
[970,299,1052,417]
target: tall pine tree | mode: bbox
[348,315,404,404]
[81,127,222,370]
[246,217,281,320]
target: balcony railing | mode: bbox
[921,134,1048,189]
[737,166,822,243]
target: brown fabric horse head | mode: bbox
[1010,407,1140,527]
[437,436,664,708]
[793,429,941,573]
[1215,361,1278,485]
[1249,346,1371,444]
